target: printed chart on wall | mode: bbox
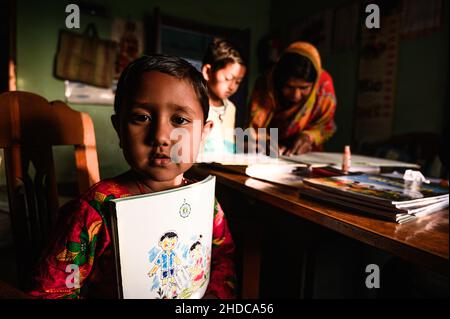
[353,10,401,144]
[401,0,443,38]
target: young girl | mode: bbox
[29,55,236,299]
[201,38,247,155]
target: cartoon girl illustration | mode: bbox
[189,238,206,289]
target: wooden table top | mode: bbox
[190,165,449,276]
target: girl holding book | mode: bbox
[29,55,236,299]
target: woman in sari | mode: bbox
[249,41,337,155]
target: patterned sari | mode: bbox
[28,174,236,299]
[249,42,337,148]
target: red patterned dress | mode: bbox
[28,175,236,299]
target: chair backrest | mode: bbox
[0,91,100,289]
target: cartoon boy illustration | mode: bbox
[148,231,182,297]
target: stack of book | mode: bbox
[299,174,449,223]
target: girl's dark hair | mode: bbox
[190,241,201,251]
[114,54,209,122]
[202,38,245,72]
[273,53,317,91]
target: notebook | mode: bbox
[110,175,216,299]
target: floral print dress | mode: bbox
[28,177,236,299]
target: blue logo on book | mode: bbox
[179,199,191,218]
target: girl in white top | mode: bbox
[201,39,246,154]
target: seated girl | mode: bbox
[201,38,247,155]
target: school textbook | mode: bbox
[300,174,449,223]
[109,175,216,299]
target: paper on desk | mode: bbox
[245,164,304,188]
[382,171,442,184]
[197,152,304,166]
[331,164,381,174]
[283,152,420,168]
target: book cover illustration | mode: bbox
[147,231,211,299]
[299,184,416,223]
[303,174,448,205]
[110,175,215,299]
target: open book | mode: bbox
[282,152,420,172]
[197,152,298,167]
[197,153,308,184]
[109,175,216,299]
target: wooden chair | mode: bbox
[0,91,100,289]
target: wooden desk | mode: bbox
[189,165,449,298]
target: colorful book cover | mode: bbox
[110,175,215,299]
[299,183,448,223]
[303,174,449,206]
[299,184,415,223]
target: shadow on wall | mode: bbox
[358,132,446,178]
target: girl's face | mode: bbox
[202,62,246,102]
[190,244,202,259]
[113,71,212,187]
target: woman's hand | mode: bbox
[282,134,313,156]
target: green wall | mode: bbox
[8,0,271,184]
[270,0,449,151]
[3,0,447,185]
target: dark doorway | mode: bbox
[149,8,251,128]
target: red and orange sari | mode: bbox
[249,42,337,149]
